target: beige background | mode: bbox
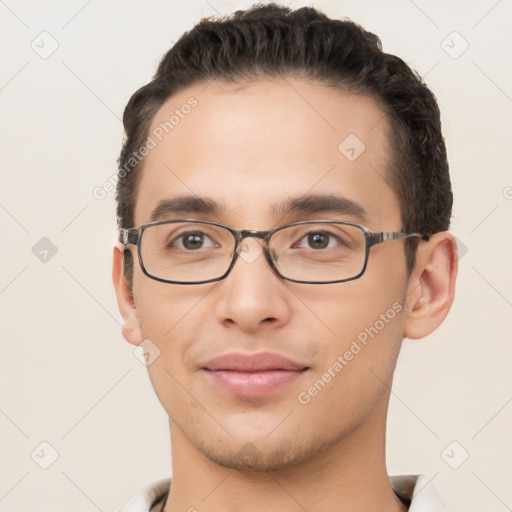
[1,0,511,510]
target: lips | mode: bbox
[202,352,309,397]
[204,352,307,372]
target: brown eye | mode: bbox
[181,232,206,250]
[168,231,216,251]
[307,232,330,249]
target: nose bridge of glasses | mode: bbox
[239,229,270,241]
[233,229,277,266]
[235,229,272,251]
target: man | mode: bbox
[112,3,457,511]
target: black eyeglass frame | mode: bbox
[121,219,430,285]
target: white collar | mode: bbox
[120,474,449,512]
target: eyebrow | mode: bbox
[150,196,220,222]
[149,194,367,223]
[273,194,368,223]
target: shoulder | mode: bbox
[390,474,450,512]
[117,477,171,512]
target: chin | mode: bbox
[193,430,329,472]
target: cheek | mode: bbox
[141,323,198,418]
[133,281,210,404]
[293,271,406,386]
[293,287,405,428]
[134,276,212,337]
[293,264,406,346]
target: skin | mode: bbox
[113,77,458,512]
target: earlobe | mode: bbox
[112,241,143,346]
[402,232,458,340]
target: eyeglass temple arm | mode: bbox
[368,231,430,246]
[121,228,139,246]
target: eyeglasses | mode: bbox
[121,219,429,285]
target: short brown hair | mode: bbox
[116,3,452,287]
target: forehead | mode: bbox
[134,77,400,228]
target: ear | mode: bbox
[402,231,458,340]
[112,241,143,346]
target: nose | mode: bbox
[213,238,292,333]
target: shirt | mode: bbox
[118,474,450,511]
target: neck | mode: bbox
[164,396,407,512]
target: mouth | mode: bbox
[201,352,310,397]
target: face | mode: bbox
[121,78,412,470]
